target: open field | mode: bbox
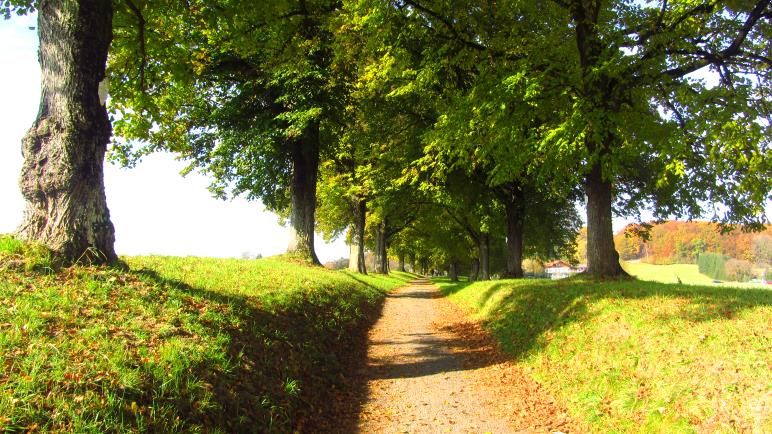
[621,261,768,289]
[434,276,772,433]
[0,235,414,432]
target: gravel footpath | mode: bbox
[355,278,576,434]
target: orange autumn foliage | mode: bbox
[613,221,772,265]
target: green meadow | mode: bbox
[622,261,768,289]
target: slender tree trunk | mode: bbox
[374,218,388,274]
[398,252,405,272]
[449,260,459,282]
[16,0,116,265]
[286,123,321,265]
[478,233,490,280]
[348,199,367,273]
[469,259,480,282]
[504,200,525,278]
[585,163,626,277]
[409,253,416,273]
[348,241,359,272]
[420,257,429,276]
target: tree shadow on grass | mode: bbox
[435,275,772,361]
[125,268,383,434]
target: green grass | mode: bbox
[0,235,414,433]
[622,261,767,288]
[434,276,772,433]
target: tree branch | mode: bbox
[665,0,770,79]
[403,0,489,52]
[125,0,147,91]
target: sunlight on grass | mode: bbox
[621,261,767,289]
[0,235,414,432]
[434,276,772,433]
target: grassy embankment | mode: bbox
[0,235,414,432]
[435,276,771,433]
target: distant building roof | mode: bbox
[544,260,572,269]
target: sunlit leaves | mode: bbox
[0,0,34,19]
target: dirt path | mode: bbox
[355,278,575,434]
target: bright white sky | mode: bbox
[0,14,350,262]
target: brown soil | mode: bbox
[322,278,577,433]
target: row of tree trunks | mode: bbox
[17,0,117,265]
[286,122,321,265]
[348,199,367,273]
[16,0,631,279]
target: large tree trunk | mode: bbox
[504,198,525,278]
[16,0,116,265]
[373,218,388,274]
[585,163,626,277]
[286,123,321,265]
[572,1,626,278]
[478,233,490,280]
[348,199,367,273]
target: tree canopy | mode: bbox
[6,0,769,275]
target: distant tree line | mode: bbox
[614,221,772,267]
[697,252,756,282]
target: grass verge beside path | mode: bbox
[434,276,771,433]
[0,235,413,433]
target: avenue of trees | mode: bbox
[4,0,770,278]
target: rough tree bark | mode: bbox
[16,0,117,265]
[348,199,367,273]
[572,0,626,277]
[286,123,321,265]
[585,163,626,276]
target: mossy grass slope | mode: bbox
[0,234,414,432]
[434,275,771,433]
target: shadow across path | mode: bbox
[332,278,518,433]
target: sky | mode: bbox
[0,14,350,262]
